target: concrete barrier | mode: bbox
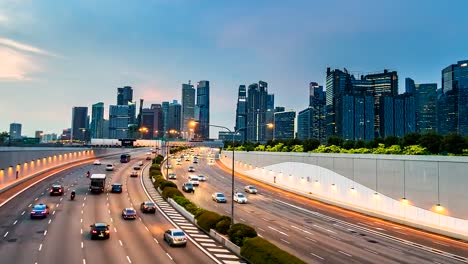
[210,229,241,256]
[168,198,195,223]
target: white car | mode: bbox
[234,193,248,204]
[138,161,143,166]
[198,175,206,181]
[165,164,172,169]
[105,164,114,171]
[189,175,199,186]
[244,185,258,194]
[130,170,138,177]
[177,158,182,162]
[168,173,177,180]
[212,192,227,203]
[93,160,101,165]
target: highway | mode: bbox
[0,151,216,264]
[168,148,468,264]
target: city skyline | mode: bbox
[1,0,468,136]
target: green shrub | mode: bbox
[153,177,166,189]
[185,203,199,214]
[241,237,306,264]
[215,216,231,235]
[173,196,192,207]
[194,208,207,218]
[228,223,257,247]
[159,180,178,191]
[162,187,184,199]
[197,211,222,232]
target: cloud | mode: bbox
[0,38,56,57]
[0,46,38,80]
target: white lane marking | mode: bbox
[82,203,85,207]
[3,231,8,237]
[41,192,44,195]
[310,252,324,260]
[364,248,379,255]
[35,198,39,201]
[166,253,173,261]
[84,197,86,201]
[305,236,316,242]
[80,219,83,223]
[107,197,109,201]
[81,241,84,248]
[126,256,132,263]
[52,211,56,215]
[108,210,111,214]
[313,224,336,234]
[48,219,52,224]
[291,225,314,235]
[145,226,149,232]
[28,204,32,207]
[433,241,450,247]
[43,230,47,236]
[83,259,86,264]
[339,250,352,257]
[240,218,246,222]
[60,198,63,201]
[114,228,117,233]
[81,210,84,214]
[280,238,290,244]
[119,240,123,246]
[154,238,159,244]
[268,226,289,236]
[21,211,26,215]
[257,227,265,232]
[38,243,43,251]
[81,229,83,234]
[13,220,18,225]
[56,203,59,207]
[110,218,113,222]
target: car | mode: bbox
[164,229,187,247]
[188,166,195,172]
[182,182,194,193]
[122,208,137,220]
[90,223,110,239]
[198,175,206,181]
[140,201,156,213]
[49,184,63,196]
[105,164,114,171]
[146,156,152,160]
[30,204,49,219]
[176,158,182,162]
[234,192,248,204]
[168,173,177,180]
[93,160,101,165]
[165,164,172,169]
[185,157,190,161]
[133,164,141,170]
[189,175,199,186]
[130,170,139,177]
[192,159,198,164]
[111,183,122,193]
[212,192,227,203]
[208,159,214,164]
[138,161,143,166]
[244,185,258,194]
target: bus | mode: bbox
[120,154,131,163]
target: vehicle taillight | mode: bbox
[59,189,62,192]
[49,189,52,192]
[92,230,97,233]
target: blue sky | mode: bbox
[1,0,467,137]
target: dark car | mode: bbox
[49,184,63,196]
[122,208,137,220]
[111,183,122,193]
[30,204,49,219]
[140,201,156,214]
[182,182,194,193]
[90,223,110,239]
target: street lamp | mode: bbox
[190,121,273,226]
[138,127,149,139]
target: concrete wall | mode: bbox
[221,151,468,238]
[0,147,124,187]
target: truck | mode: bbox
[89,174,106,193]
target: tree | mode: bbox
[327,136,343,147]
[441,133,466,154]
[342,140,355,150]
[418,133,442,154]
[384,136,400,147]
[401,132,421,147]
[0,132,9,144]
[355,140,366,149]
[302,139,320,152]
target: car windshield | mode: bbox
[217,194,225,197]
[33,205,46,210]
[106,164,112,167]
[237,194,245,198]
[173,231,185,236]
[185,183,193,187]
[126,209,136,214]
[113,184,122,186]
[145,202,155,206]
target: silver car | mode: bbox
[212,192,227,203]
[244,185,258,194]
[168,173,177,180]
[164,229,187,247]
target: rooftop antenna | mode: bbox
[188,80,191,85]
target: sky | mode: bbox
[1,0,468,137]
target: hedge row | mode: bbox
[241,237,306,264]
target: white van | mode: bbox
[188,175,199,186]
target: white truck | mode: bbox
[89,174,106,193]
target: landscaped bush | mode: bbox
[153,155,164,164]
[159,180,177,191]
[153,177,166,189]
[227,223,257,247]
[194,208,207,218]
[215,215,231,235]
[196,210,222,232]
[162,187,184,199]
[240,237,306,264]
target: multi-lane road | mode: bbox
[168,148,468,264]
[0,151,216,264]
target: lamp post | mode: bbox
[190,121,273,226]
[138,127,149,139]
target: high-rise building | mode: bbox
[438,60,468,135]
[246,81,268,142]
[265,93,275,141]
[103,120,109,138]
[109,105,131,139]
[273,110,296,140]
[405,78,415,94]
[414,83,437,134]
[60,128,71,141]
[353,95,375,141]
[35,130,43,140]
[168,100,182,134]
[182,82,195,134]
[43,133,57,142]
[9,123,22,140]
[71,107,88,141]
[162,101,170,136]
[235,85,247,142]
[196,80,210,140]
[117,86,133,106]
[309,82,325,106]
[91,102,105,139]
[326,68,351,137]
[141,104,163,140]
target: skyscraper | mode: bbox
[109,105,131,139]
[141,104,163,140]
[438,60,468,135]
[35,130,44,140]
[196,80,210,140]
[9,123,22,140]
[273,110,296,140]
[309,82,325,106]
[91,102,105,139]
[235,85,247,142]
[162,101,170,136]
[168,100,182,133]
[265,93,275,141]
[71,107,88,141]
[405,78,415,94]
[182,82,195,134]
[414,83,437,133]
[246,81,268,142]
[117,86,133,106]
